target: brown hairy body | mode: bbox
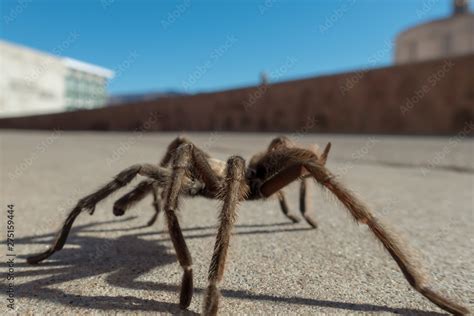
[26,136,469,315]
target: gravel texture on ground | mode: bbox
[0,131,472,315]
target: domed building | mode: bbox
[395,0,474,64]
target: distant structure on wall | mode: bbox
[0,40,114,117]
[395,0,474,64]
[107,91,186,106]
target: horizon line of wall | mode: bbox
[0,53,473,136]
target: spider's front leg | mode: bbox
[163,141,222,309]
[111,136,191,226]
[162,143,195,309]
[148,183,162,226]
[26,163,169,264]
[203,156,248,316]
[112,179,163,226]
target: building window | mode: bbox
[65,71,109,110]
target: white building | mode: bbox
[0,40,114,117]
[395,0,474,64]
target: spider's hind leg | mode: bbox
[268,137,302,225]
[298,142,331,228]
[259,148,469,315]
[277,191,300,223]
[299,177,318,228]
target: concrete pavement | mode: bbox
[0,131,472,314]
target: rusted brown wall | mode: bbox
[1,54,473,135]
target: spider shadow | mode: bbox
[82,218,298,233]
[10,218,198,314]
[7,217,446,315]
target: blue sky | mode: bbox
[1,0,472,95]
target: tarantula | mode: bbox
[27,136,469,315]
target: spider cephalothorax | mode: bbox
[27,136,469,315]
